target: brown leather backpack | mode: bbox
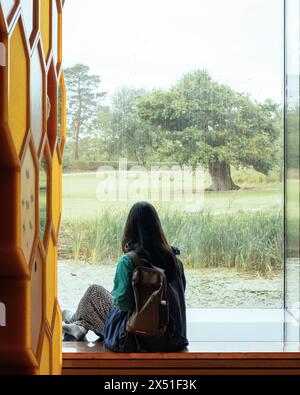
[125,251,169,338]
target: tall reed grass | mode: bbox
[59,209,283,274]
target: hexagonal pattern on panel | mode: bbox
[0,0,65,376]
[8,16,30,158]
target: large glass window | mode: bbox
[60,0,284,313]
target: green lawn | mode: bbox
[62,171,282,220]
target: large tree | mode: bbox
[102,87,159,165]
[137,70,281,190]
[64,64,106,160]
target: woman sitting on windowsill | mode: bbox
[62,201,188,352]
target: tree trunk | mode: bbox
[75,83,82,161]
[75,122,80,160]
[208,161,240,191]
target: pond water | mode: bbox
[58,260,282,309]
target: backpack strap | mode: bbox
[126,250,143,268]
[126,250,166,274]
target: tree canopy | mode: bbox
[100,87,160,166]
[63,65,281,190]
[64,64,106,160]
[137,70,281,190]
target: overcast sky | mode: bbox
[63,0,283,104]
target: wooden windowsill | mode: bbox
[62,308,300,374]
[62,346,300,375]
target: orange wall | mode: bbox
[0,0,66,375]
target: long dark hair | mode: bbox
[122,202,179,281]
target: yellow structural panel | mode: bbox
[0,0,65,375]
[52,149,62,235]
[39,324,52,375]
[46,236,56,324]
[8,19,29,157]
[52,302,62,375]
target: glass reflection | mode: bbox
[39,154,48,239]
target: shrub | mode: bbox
[59,209,283,274]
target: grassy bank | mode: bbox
[61,172,282,219]
[59,209,283,274]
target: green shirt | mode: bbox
[112,254,185,312]
[113,255,134,312]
